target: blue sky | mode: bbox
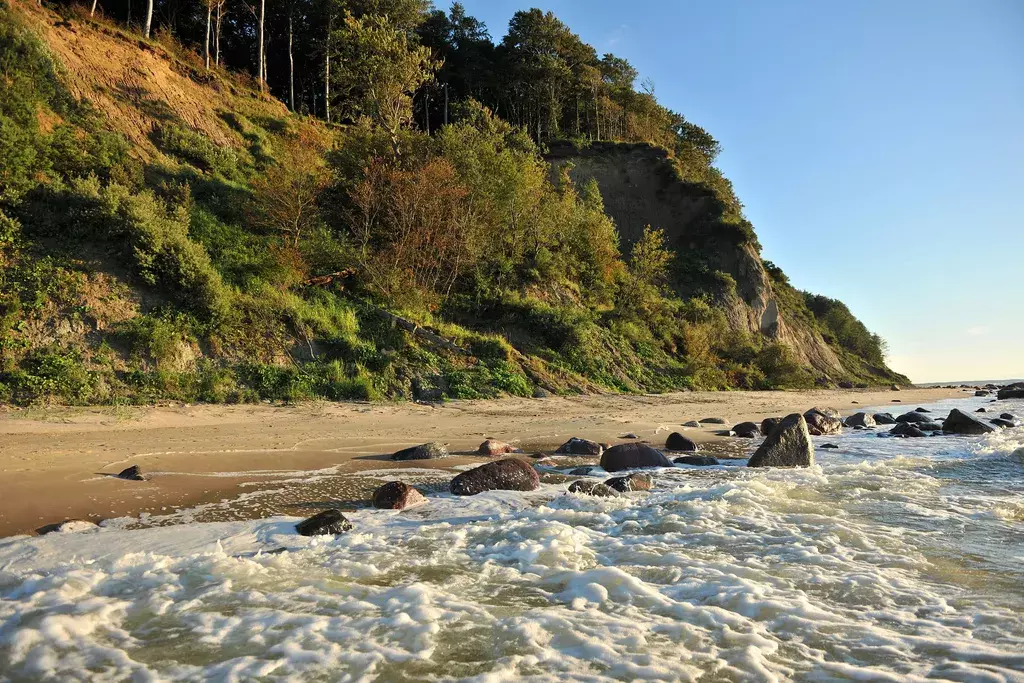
[457,0,1024,382]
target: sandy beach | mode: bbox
[0,387,967,537]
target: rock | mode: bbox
[568,467,594,476]
[732,422,761,438]
[392,442,449,461]
[747,414,815,468]
[896,411,933,424]
[604,472,654,492]
[683,420,701,428]
[990,418,1016,428]
[943,408,996,435]
[1000,413,1016,420]
[699,417,726,425]
[717,430,737,437]
[917,422,943,431]
[838,381,854,389]
[892,399,902,403]
[450,458,540,495]
[117,465,147,481]
[821,443,839,449]
[665,432,698,451]
[976,408,987,413]
[845,412,876,428]
[532,388,552,398]
[555,437,604,456]
[567,481,621,497]
[890,423,927,438]
[873,413,897,425]
[976,390,990,397]
[760,417,782,436]
[891,384,901,391]
[372,482,426,510]
[804,408,843,436]
[599,443,673,472]
[478,439,516,456]
[673,455,719,466]
[620,433,640,439]
[997,383,1024,400]
[296,509,352,536]
[915,407,931,413]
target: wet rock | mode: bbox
[821,444,839,449]
[943,408,996,435]
[915,407,931,413]
[990,418,1016,429]
[392,442,449,461]
[892,399,902,403]
[890,423,927,438]
[699,417,726,425]
[976,408,987,413]
[976,390,991,397]
[296,509,353,536]
[620,433,640,439]
[760,417,782,436]
[838,381,854,389]
[450,458,540,495]
[117,465,147,481]
[804,408,843,436]
[673,455,719,466]
[568,467,594,476]
[845,412,876,428]
[717,430,737,437]
[567,481,621,497]
[683,420,701,428]
[555,437,604,456]
[748,414,814,468]
[997,383,1024,400]
[372,482,426,510]
[917,422,944,431]
[478,439,517,456]
[873,413,897,424]
[604,472,654,492]
[665,432,697,451]
[1000,413,1016,420]
[896,411,933,424]
[599,443,673,472]
[732,422,761,438]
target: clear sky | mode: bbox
[457,0,1024,383]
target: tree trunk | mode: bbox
[288,13,294,111]
[143,0,153,38]
[444,83,448,126]
[257,0,265,92]
[91,0,99,17]
[324,16,331,122]
[204,5,211,70]
[424,90,430,135]
[214,1,222,66]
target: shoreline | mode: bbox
[0,387,966,537]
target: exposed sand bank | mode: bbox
[0,387,965,537]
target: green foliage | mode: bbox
[803,292,888,366]
[154,122,241,178]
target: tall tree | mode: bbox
[143,0,153,37]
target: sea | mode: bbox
[1,392,1023,682]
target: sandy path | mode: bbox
[0,387,965,537]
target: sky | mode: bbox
[457,0,1024,383]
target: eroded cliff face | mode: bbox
[547,142,846,377]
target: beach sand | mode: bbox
[0,387,966,537]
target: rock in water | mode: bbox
[604,473,654,492]
[895,411,933,424]
[1000,413,1017,420]
[372,481,426,509]
[990,418,1016,429]
[567,481,621,497]
[943,408,996,435]
[732,422,761,438]
[917,422,943,431]
[56,520,99,533]
[915,407,931,413]
[478,439,516,456]
[296,509,352,536]
[997,383,1024,399]
[699,417,726,425]
[760,417,782,436]
[873,413,897,425]
[665,432,697,451]
[450,458,540,496]
[568,467,594,476]
[673,455,719,466]
[392,442,449,461]
[890,422,927,438]
[599,443,673,472]
[117,465,146,481]
[804,408,843,436]
[821,444,839,449]
[555,437,604,456]
[845,412,876,428]
[747,413,814,468]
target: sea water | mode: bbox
[1,395,1023,682]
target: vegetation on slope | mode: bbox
[0,0,903,406]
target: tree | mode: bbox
[246,143,330,248]
[143,0,153,37]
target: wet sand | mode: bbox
[0,387,965,536]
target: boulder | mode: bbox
[567,481,621,497]
[943,408,996,435]
[838,381,854,389]
[450,458,540,496]
[997,383,1024,400]
[890,423,927,438]
[117,465,147,481]
[568,467,594,476]
[620,433,640,439]
[699,417,726,425]
[990,418,1016,429]
[873,413,897,425]
[1000,413,1017,420]
[604,472,654,492]
[747,414,815,468]
[976,390,991,397]
[760,417,782,436]
[296,509,352,536]
[673,455,719,466]
[917,422,944,431]
[665,432,698,451]
[732,422,761,438]
[478,439,517,456]
[845,412,876,428]
[891,384,901,391]
[976,408,987,413]
[392,442,449,461]
[532,388,552,398]
[821,443,839,449]
[683,420,701,428]
[896,411,933,424]
[372,482,427,510]
[555,437,604,456]
[717,430,737,437]
[804,408,843,436]
[599,443,673,472]
[915,407,931,413]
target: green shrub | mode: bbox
[153,122,241,178]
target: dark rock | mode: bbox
[568,467,594,476]
[532,388,552,398]
[997,383,1024,400]
[892,399,902,403]
[717,430,737,437]
[555,437,604,456]
[665,432,698,451]
[873,413,897,425]
[915,407,931,413]
[943,408,996,435]
[372,482,426,510]
[604,472,654,492]
[990,419,1016,428]
[845,412,876,428]
[896,412,933,424]
[838,381,854,389]
[804,408,843,436]
[599,443,673,472]
[450,458,540,495]
[699,417,726,425]
[392,442,449,461]
[890,423,927,438]
[761,417,782,436]
[567,481,621,497]
[821,443,839,449]
[976,390,991,397]
[683,421,701,428]
[673,455,719,466]
[732,422,761,438]
[976,408,987,413]
[747,414,814,468]
[117,465,146,481]
[296,509,352,536]
[917,422,943,431]
[620,433,640,439]
[1000,413,1016,420]
[478,439,517,456]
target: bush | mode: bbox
[153,122,241,178]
